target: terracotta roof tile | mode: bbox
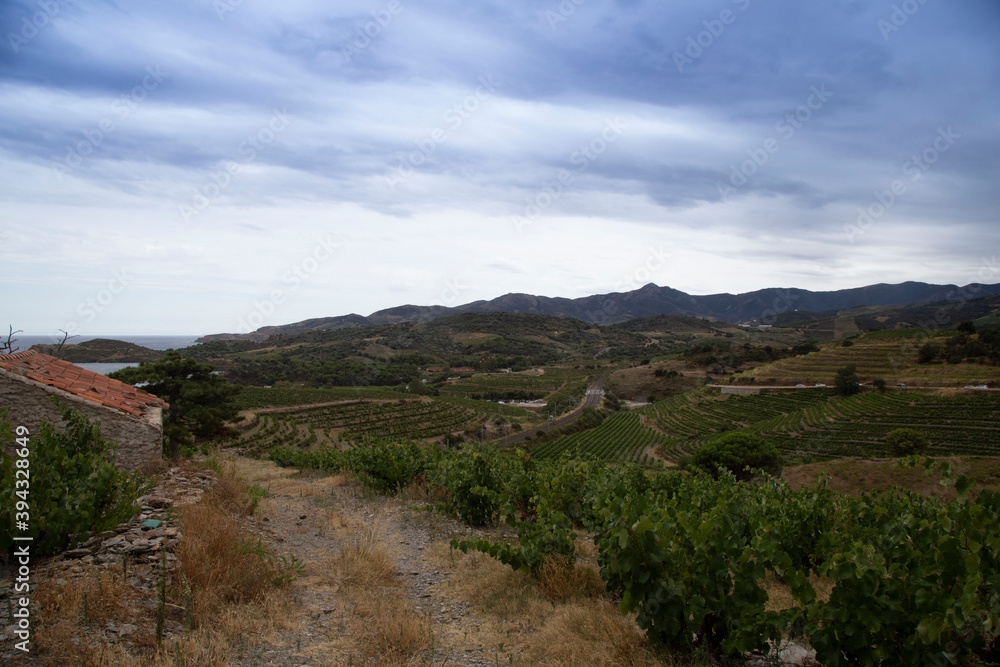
[0,350,168,417]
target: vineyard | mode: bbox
[233,395,532,451]
[738,330,1000,387]
[645,387,1000,462]
[438,370,590,398]
[276,399,483,440]
[530,410,670,463]
[234,385,408,410]
[268,439,1000,665]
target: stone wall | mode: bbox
[0,372,162,471]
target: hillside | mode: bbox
[773,294,1000,339]
[644,387,1000,463]
[197,280,1000,342]
[730,329,1000,388]
[190,312,665,387]
[29,338,162,363]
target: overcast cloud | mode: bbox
[2,0,998,335]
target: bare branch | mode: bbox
[1,325,23,354]
[54,329,80,359]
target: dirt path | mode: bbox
[230,458,513,666]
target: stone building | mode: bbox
[0,350,167,470]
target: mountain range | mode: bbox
[198,281,1000,343]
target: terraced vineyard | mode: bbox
[738,330,1000,387]
[438,371,590,398]
[645,387,1000,462]
[531,411,670,464]
[274,399,485,440]
[235,385,407,410]
[234,413,332,451]
[647,389,833,460]
[234,397,518,451]
[756,392,1000,458]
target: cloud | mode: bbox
[1,0,998,333]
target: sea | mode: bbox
[12,335,202,376]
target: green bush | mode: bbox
[344,439,428,493]
[587,468,780,656]
[688,433,782,481]
[269,445,344,472]
[430,443,533,526]
[0,403,153,555]
[885,428,929,456]
[834,364,862,396]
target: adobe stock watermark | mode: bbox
[716,84,833,200]
[214,0,248,21]
[844,125,959,243]
[878,0,931,41]
[512,116,627,234]
[545,0,588,31]
[57,269,131,339]
[384,75,500,191]
[438,276,471,308]
[672,0,751,73]
[236,235,341,334]
[7,0,81,54]
[179,108,291,223]
[52,65,170,182]
[759,289,798,325]
[340,0,406,63]
[585,246,672,325]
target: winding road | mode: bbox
[496,376,605,447]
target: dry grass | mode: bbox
[33,566,155,665]
[783,455,1000,499]
[327,518,398,589]
[762,570,835,613]
[230,455,349,500]
[537,555,606,602]
[519,600,680,667]
[348,590,433,665]
[433,543,548,621]
[207,462,266,515]
[149,589,294,666]
[324,514,433,665]
[320,506,354,534]
[175,502,278,617]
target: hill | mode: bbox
[29,338,162,363]
[191,312,661,387]
[772,294,1000,339]
[197,280,1000,342]
[730,328,1000,388]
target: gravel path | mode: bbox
[235,460,513,666]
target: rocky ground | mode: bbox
[0,466,214,663]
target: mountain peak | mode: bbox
[197,281,1000,342]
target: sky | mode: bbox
[1,0,999,336]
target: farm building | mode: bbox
[0,349,167,470]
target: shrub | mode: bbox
[834,364,862,396]
[885,428,929,456]
[918,343,941,364]
[430,444,533,526]
[0,403,153,555]
[345,440,428,493]
[689,432,782,481]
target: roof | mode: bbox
[0,349,168,417]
